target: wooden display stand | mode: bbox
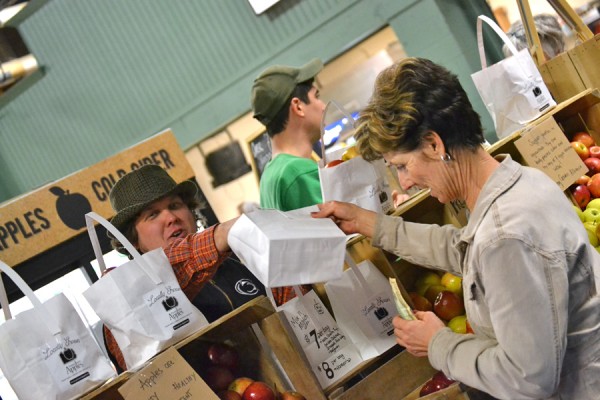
[78,90,600,400]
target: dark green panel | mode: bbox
[0,0,494,201]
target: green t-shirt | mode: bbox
[259,154,322,211]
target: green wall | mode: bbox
[0,0,500,202]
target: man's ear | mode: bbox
[422,131,446,160]
[289,97,304,117]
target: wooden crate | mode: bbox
[79,296,326,400]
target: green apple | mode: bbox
[584,222,599,247]
[573,205,585,222]
[448,315,467,334]
[415,271,441,296]
[586,198,600,210]
[583,208,600,224]
[441,272,463,296]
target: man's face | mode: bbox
[133,194,197,253]
[304,85,327,142]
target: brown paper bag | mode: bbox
[517,0,600,102]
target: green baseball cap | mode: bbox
[251,58,323,126]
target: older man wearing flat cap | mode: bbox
[103,164,264,372]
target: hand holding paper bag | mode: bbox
[227,205,346,288]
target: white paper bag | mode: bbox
[227,206,346,287]
[83,212,209,370]
[324,255,397,360]
[277,287,363,388]
[0,260,116,400]
[471,15,556,139]
[319,155,394,214]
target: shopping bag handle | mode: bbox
[517,0,594,66]
[477,15,519,69]
[344,252,374,298]
[0,260,61,334]
[319,100,357,165]
[85,212,161,284]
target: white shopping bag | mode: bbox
[0,260,116,400]
[324,254,397,360]
[83,212,209,370]
[319,154,394,214]
[227,206,346,287]
[471,15,555,139]
[276,287,363,388]
[319,101,394,213]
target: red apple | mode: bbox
[572,141,590,161]
[205,366,235,392]
[572,184,592,209]
[208,343,239,371]
[588,173,600,198]
[590,145,600,158]
[280,390,307,400]
[584,157,600,175]
[409,292,433,312]
[573,132,595,148]
[466,319,474,334]
[326,159,344,168]
[424,284,447,304]
[229,377,254,396]
[419,379,438,396]
[242,381,276,400]
[433,291,465,321]
[218,390,242,400]
[432,371,455,388]
[576,175,591,185]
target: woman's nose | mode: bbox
[397,172,414,191]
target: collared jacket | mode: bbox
[373,155,600,399]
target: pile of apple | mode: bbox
[409,270,472,334]
[201,342,306,400]
[570,132,600,210]
[324,146,359,168]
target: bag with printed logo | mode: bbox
[83,212,209,370]
[471,15,556,139]
[0,259,116,400]
[274,287,364,388]
[324,254,398,360]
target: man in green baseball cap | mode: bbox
[250,58,325,306]
[103,164,265,372]
[251,58,325,213]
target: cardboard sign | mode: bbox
[515,117,587,191]
[118,347,219,400]
[0,129,194,267]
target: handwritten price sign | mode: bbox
[118,347,219,400]
[278,290,363,387]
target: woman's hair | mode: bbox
[266,79,314,137]
[503,14,565,59]
[109,190,202,258]
[355,58,484,161]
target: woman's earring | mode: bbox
[440,153,453,163]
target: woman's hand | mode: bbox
[311,201,377,238]
[393,311,446,357]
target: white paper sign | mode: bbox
[278,290,363,387]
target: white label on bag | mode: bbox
[42,332,93,389]
[360,293,396,338]
[144,283,196,333]
[281,292,362,387]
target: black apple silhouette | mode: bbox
[50,186,92,230]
